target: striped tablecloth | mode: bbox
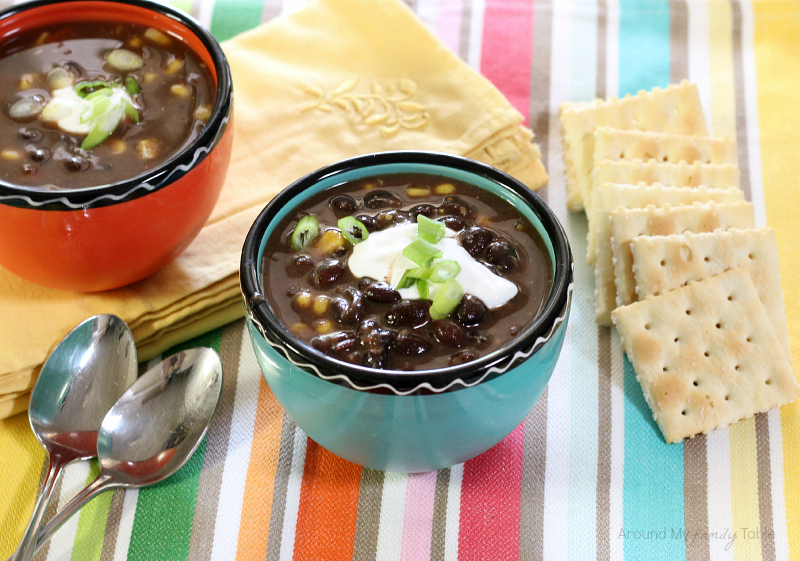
[2,0,800,560]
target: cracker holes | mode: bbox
[704,351,710,357]
[619,152,625,159]
[662,156,668,162]
[727,295,733,301]
[765,379,772,386]
[681,410,688,416]
[746,336,752,343]
[645,323,651,330]
[748,253,754,260]
[663,366,668,372]
[693,380,699,387]
[703,256,710,262]
[716,322,722,329]
[686,309,692,316]
[674,337,680,343]
[735,365,741,371]
[725,395,730,401]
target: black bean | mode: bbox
[362,347,388,369]
[360,278,401,303]
[329,195,358,217]
[27,147,50,163]
[374,211,396,230]
[394,329,432,356]
[485,240,519,272]
[392,210,413,224]
[466,330,491,349]
[459,226,495,257]
[332,288,365,324]
[433,319,466,347]
[409,204,436,219]
[311,331,356,354]
[364,190,403,209]
[63,156,88,173]
[310,260,345,288]
[439,216,465,231]
[438,197,473,218]
[18,127,41,142]
[356,319,396,348]
[455,295,487,326]
[286,254,316,278]
[449,350,477,366]
[386,299,431,327]
[356,214,377,232]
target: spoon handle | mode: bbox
[8,455,68,561]
[32,472,116,555]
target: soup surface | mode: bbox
[262,173,552,371]
[0,21,216,189]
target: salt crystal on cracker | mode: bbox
[630,227,791,361]
[611,267,799,444]
[591,186,745,325]
[559,81,708,212]
[609,201,755,308]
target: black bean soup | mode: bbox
[0,21,216,189]
[262,174,552,371]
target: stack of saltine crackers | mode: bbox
[559,80,798,444]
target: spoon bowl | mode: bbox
[32,347,223,551]
[10,314,137,561]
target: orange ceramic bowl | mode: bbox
[0,0,233,292]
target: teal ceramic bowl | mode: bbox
[240,152,573,472]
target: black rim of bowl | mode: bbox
[241,151,573,395]
[0,0,232,211]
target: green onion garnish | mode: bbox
[338,216,369,245]
[429,278,464,320]
[429,260,462,283]
[123,99,140,123]
[416,279,430,299]
[81,101,125,150]
[403,239,442,267]
[395,266,432,289]
[417,215,445,244]
[124,76,141,96]
[290,215,320,250]
[75,80,113,98]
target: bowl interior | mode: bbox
[255,161,557,280]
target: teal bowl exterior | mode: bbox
[241,152,572,473]
[246,310,568,472]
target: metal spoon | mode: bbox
[31,347,223,552]
[9,315,137,561]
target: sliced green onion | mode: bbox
[123,99,140,123]
[75,80,113,98]
[395,266,432,289]
[81,95,112,123]
[106,49,144,72]
[416,279,430,299]
[85,87,113,100]
[290,215,319,250]
[403,239,442,267]
[429,278,464,320]
[124,75,140,96]
[337,216,369,245]
[429,260,461,283]
[417,215,445,244]
[81,101,125,150]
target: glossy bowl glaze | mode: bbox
[241,152,572,472]
[0,0,233,292]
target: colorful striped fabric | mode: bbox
[1,0,799,559]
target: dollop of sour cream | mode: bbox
[40,86,137,135]
[348,222,518,309]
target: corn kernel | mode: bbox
[144,27,171,46]
[434,183,456,195]
[313,319,334,334]
[475,215,491,227]
[194,105,212,121]
[19,74,34,90]
[110,140,127,155]
[34,32,49,46]
[406,186,431,198]
[312,295,329,315]
[294,290,313,309]
[315,230,345,254]
[127,36,142,48]
[290,323,311,337]
[143,72,158,84]
[165,57,185,75]
[170,83,191,97]
[1,149,22,161]
[136,139,159,160]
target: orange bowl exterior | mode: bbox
[0,0,233,292]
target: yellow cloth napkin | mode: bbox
[0,0,546,420]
